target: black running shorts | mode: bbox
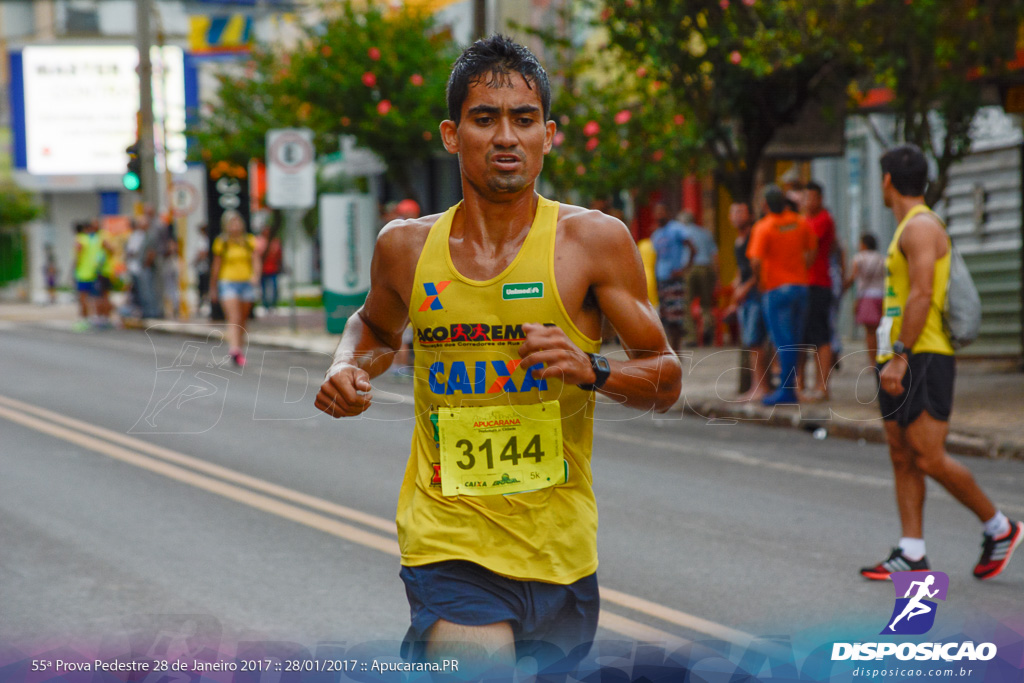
[803,285,833,347]
[878,352,956,426]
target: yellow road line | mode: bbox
[0,394,397,536]
[0,394,755,647]
[601,587,756,647]
[0,403,400,557]
[597,611,687,647]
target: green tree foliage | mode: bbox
[601,0,855,206]
[0,182,42,231]
[852,0,1024,205]
[190,1,459,199]
[599,0,1024,206]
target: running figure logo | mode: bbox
[881,571,949,635]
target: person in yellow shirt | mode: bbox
[209,210,260,366]
[860,144,1021,582]
[637,236,659,307]
[73,220,104,331]
[315,35,681,675]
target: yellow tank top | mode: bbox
[75,233,104,282]
[99,230,117,279]
[878,204,953,362]
[637,238,659,306]
[397,196,602,584]
[213,234,256,282]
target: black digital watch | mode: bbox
[578,353,611,391]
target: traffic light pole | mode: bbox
[136,0,159,210]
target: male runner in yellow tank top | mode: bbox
[314,36,681,672]
[860,144,1021,582]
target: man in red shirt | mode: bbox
[747,185,817,405]
[802,181,838,400]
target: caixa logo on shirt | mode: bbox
[418,281,451,312]
[428,360,547,395]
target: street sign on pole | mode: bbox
[266,128,316,209]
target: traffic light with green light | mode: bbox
[123,142,141,191]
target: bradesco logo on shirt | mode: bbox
[502,282,544,300]
[831,571,997,663]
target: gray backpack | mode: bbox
[943,242,981,349]
[924,210,981,349]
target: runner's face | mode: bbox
[441,74,555,198]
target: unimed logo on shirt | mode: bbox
[502,282,544,300]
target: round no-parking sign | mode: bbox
[266,128,316,208]
[170,180,199,217]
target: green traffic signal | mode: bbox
[125,141,142,192]
[122,171,141,191]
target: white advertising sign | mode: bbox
[320,193,377,333]
[266,128,316,209]
[21,45,186,176]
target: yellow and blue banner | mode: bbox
[188,15,253,55]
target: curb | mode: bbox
[21,314,1024,463]
[674,398,1024,462]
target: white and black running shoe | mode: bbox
[860,548,929,580]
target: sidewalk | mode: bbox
[4,301,1023,460]
[664,343,1024,460]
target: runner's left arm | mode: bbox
[519,214,681,413]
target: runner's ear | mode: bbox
[542,120,556,155]
[440,120,459,155]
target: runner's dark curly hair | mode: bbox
[880,144,929,197]
[446,34,551,125]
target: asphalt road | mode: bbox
[2,322,1022,660]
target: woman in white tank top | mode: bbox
[845,233,886,364]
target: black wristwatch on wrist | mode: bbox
[892,340,910,357]
[578,353,611,391]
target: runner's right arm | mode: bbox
[315,220,425,418]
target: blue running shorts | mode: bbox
[218,280,256,302]
[399,560,599,671]
[76,280,99,295]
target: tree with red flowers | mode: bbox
[191,1,458,199]
[601,0,858,206]
[542,59,703,204]
[521,12,704,204]
[601,0,1024,206]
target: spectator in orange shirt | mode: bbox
[746,185,817,406]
